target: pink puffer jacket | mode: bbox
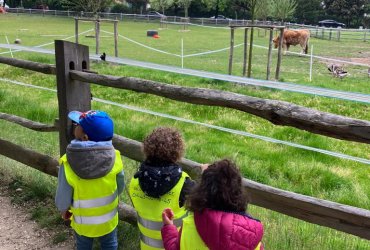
[161,208,264,250]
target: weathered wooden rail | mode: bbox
[1,56,369,144]
[0,41,369,240]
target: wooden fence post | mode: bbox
[114,20,118,57]
[242,28,248,77]
[55,41,91,156]
[228,27,235,75]
[95,18,100,55]
[275,28,284,80]
[75,18,78,44]
[267,28,273,80]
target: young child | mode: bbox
[55,110,124,250]
[161,159,264,250]
[129,127,194,250]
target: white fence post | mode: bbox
[181,39,184,69]
[309,45,314,82]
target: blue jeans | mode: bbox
[75,228,118,250]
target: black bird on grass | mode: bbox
[100,52,106,61]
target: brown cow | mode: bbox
[273,29,310,55]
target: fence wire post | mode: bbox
[181,39,184,69]
[309,45,314,82]
[55,41,91,156]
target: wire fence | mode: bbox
[5,8,370,42]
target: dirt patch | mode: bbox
[0,185,74,250]
[318,53,370,66]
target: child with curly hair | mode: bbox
[129,127,195,250]
[161,159,264,250]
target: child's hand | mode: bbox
[200,164,209,173]
[61,210,72,221]
[162,208,174,225]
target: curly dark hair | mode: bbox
[186,159,248,212]
[143,127,185,164]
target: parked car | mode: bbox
[210,15,231,21]
[147,11,166,18]
[318,20,345,28]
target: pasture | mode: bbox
[0,14,370,249]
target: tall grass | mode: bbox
[0,14,369,249]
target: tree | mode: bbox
[126,0,148,13]
[294,0,324,24]
[149,0,174,14]
[270,0,297,23]
[176,0,193,17]
[323,0,367,27]
[255,0,271,21]
[62,0,113,14]
[202,0,230,17]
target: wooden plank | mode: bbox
[74,18,78,44]
[266,28,273,80]
[0,112,57,131]
[275,28,284,80]
[228,28,235,75]
[0,139,59,177]
[95,19,100,55]
[114,21,118,57]
[243,179,370,239]
[0,136,369,238]
[70,70,370,144]
[0,56,56,75]
[55,41,91,156]
[242,28,248,77]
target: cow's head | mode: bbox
[273,36,280,49]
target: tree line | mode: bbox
[5,0,370,28]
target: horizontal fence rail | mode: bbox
[5,8,370,42]
[1,56,369,144]
[0,115,369,239]
[70,70,370,144]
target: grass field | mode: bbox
[0,14,370,249]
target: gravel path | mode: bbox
[0,186,74,250]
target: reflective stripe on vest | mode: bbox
[129,171,190,249]
[73,208,118,225]
[138,212,188,230]
[140,234,164,249]
[73,190,118,209]
[60,150,123,238]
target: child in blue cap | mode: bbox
[55,110,124,250]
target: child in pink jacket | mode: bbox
[161,159,264,250]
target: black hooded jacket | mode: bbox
[133,160,195,207]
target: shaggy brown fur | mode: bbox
[273,29,310,55]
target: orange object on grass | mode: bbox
[153,34,160,39]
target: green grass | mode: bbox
[0,14,369,249]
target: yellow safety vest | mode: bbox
[180,213,262,250]
[60,150,123,238]
[129,172,189,250]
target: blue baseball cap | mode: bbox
[68,110,114,142]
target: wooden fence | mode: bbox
[0,41,369,240]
